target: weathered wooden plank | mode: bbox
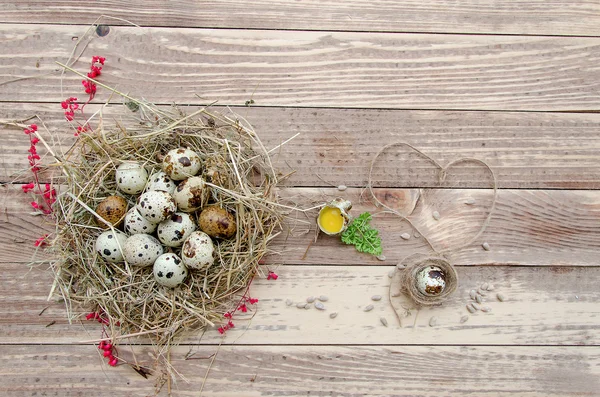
[2,1,600,37]
[2,264,598,345]
[4,185,600,267]
[3,104,600,189]
[2,25,600,111]
[1,344,599,396]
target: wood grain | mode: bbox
[2,263,598,345]
[3,104,600,189]
[1,345,600,396]
[2,25,600,111]
[4,185,600,267]
[2,1,600,37]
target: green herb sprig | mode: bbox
[341,212,382,257]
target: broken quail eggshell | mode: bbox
[162,147,202,181]
[96,230,128,263]
[198,205,236,239]
[317,198,352,236]
[157,212,197,247]
[136,190,177,224]
[123,234,164,267]
[181,231,214,270]
[95,195,128,229]
[172,176,206,213]
[124,207,157,235]
[415,265,446,296]
[145,171,176,195]
[153,253,188,288]
[116,162,148,195]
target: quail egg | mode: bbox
[124,207,157,235]
[172,176,206,213]
[145,171,176,195]
[96,229,128,263]
[136,190,177,223]
[162,148,202,181]
[153,253,188,288]
[123,234,164,267]
[116,162,148,195]
[198,205,236,239]
[416,265,446,296]
[157,212,197,247]
[317,198,352,236]
[95,195,128,229]
[181,231,215,270]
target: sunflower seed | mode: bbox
[466,303,477,313]
[496,293,506,302]
[432,211,441,220]
[471,302,481,310]
[380,317,388,327]
[477,289,487,297]
[481,306,492,313]
[329,312,338,319]
[371,295,382,301]
[296,303,306,309]
[469,289,477,300]
[481,282,489,290]
[377,254,386,261]
[364,304,374,312]
[475,295,483,304]
[429,316,438,327]
[460,315,469,323]
[413,232,421,238]
[337,185,347,191]
[465,197,476,205]
[486,284,495,291]
[388,270,395,278]
[306,296,316,303]
[401,233,411,240]
[391,291,402,297]
[318,295,329,302]
[482,242,491,251]
[304,303,311,310]
[314,301,326,310]
[286,299,293,306]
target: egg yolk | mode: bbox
[319,207,344,233]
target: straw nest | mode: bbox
[399,255,458,306]
[50,103,283,347]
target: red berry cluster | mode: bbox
[98,340,119,367]
[82,56,105,99]
[218,295,259,334]
[23,124,56,217]
[61,97,79,122]
[266,270,278,280]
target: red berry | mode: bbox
[103,350,112,357]
[103,343,113,351]
[108,357,118,367]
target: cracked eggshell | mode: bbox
[124,207,157,235]
[162,148,202,181]
[172,176,206,213]
[181,231,214,270]
[153,253,188,288]
[157,212,197,247]
[116,162,148,195]
[95,196,128,229]
[123,234,164,267]
[136,190,177,223]
[416,265,447,296]
[317,198,352,236]
[145,171,176,195]
[96,230,128,263]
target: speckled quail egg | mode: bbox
[145,171,176,195]
[96,230,128,263]
[416,265,446,296]
[162,148,202,181]
[172,176,206,213]
[95,196,128,229]
[136,190,177,223]
[116,162,148,195]
[153,253,188,288]
[181,231,215,270]
[198,205,236,239]
[123,207,157,235]
[157,212,197,247]
[123,234,164,267]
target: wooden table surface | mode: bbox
[1,2,600,396]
